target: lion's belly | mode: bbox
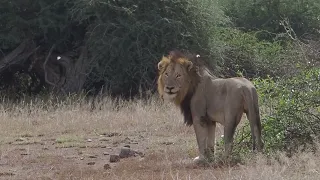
[207,108,225,125]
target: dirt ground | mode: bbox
[0,130,150,179]
[0,97,319,180]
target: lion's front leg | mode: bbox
[206,121,216,162]
[192,116,208,163]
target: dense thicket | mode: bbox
[0,0,229,98]
[1,0,319,98]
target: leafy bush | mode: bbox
[219,0,320,39]
[0,0,76,51]
[231,67,320,157]
[0,0,232,98]
[215,27,303,78]
[69,0,230,97]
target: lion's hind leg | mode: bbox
[223,108,243,163]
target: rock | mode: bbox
[15,138,25,142]
[87,139,92,142]
[104,164,111,170]
[163,142,174,145]
[87,162,95,165]
[124,145,130,148]
[99,137,109,141]
[109,155,120,163]
[80,157,84,160]
[103,152,109,155]
[101,132,121,137]
[88,155,98,158]
[119,147,137,158]
[100,145,107,148]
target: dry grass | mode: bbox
[0,95,319,180]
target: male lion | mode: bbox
[157,50,264,163]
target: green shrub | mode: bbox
[215,27,301,78]
[218,0,320,39]
[230,67,319,157]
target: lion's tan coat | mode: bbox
[157,50,264,162]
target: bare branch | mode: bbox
[43,44,57,88]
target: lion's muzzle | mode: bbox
[164,86,179,94]
[163,86,179,101]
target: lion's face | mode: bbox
[157,56,193,102]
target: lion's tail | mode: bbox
[245,87,264,151]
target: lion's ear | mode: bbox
[158,60,165,71]
[186,60,193,71]
[158,56,170,70]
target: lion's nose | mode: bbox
[166,86,174,91]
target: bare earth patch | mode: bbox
[0,96,319,180]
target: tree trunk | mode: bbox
[0,40,90,97]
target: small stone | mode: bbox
[163,142,174,145]
[106,132,121,137]
[66,156,77,159]
[119,147,136,158]
[88,155,97,158]
[87,139,92,142]
[80,157,84,160]
[103,152,109,155]
[109,155,120,163]
[79,145,87,148]
[104,164,111,170]
[16,138,25,142]
[87,162,95,165]
[124,145,130,148]
[21,153,29,156]
[99,137,109,141]
[100,145,107,148]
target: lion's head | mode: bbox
[157,50,202,126]
[157,50,200,105]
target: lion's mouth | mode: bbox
[163,92,177,101]
[167,91,176,95]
